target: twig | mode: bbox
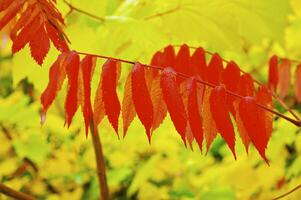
[0,184,35,200]
[144,5,181,20]
[271,183,301,200]
[76,51,301,127]
[90,121,109,200]
[62,0,105,22]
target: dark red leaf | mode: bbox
[102,59,121,137]
[210,85,236,159]
[131,63,154,142]
[174,44,190,75]
[160,67,187,145]
[187,78,204,151]
[207,53,223,85]
[190,47,207,79]
[64,51,80,127]
[239,97,269,163]
[268,55,279,92]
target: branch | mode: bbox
[90,121,109,200]
[76,51,301,127]
[271,183,301,200]
[0,184,35,200]
[62,0,105,23]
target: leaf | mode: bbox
[210,85,236,158]
[131,62,154,142]
[64,52,81,127]
[93,76,105,130]
[239,97,269,163]
[223,61,240,115]
[80,55,96,136]
[160,67,187,145]
[0,0,24,30]
[12,15,41,54]
[295,64,301,102]
[101,59,121,137]
[190,47,207,79]
[207,53,223,85]
[45,21,69,52]
[256,86,273,141]
[122,73,136,137]
[268,55,279,92]
[202,87,218,152]
[277,58,291,99]
[174,44,190,75]
[187,78,203,151]
[150,76,167,132]
[40,52,68,115]
[29,23,51,65]
[237,73,255,97]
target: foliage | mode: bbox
[0,0,301,199]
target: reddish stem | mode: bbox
[76,51,301,127]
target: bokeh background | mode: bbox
[1,0,301,199]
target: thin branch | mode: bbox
[271,183,301,200]
[76,51,301,127]
[0,184,35,200]
[62,0,105,23]
[90,121,109,200]
[144,5,181,20]
[178,45,300,122]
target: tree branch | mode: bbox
[272,183,301,200]
[62,0,105,23]
[90,121,109,200]
[0,184,35,200]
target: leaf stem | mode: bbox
[90,121,109,200]
[76,51,301,127]
[271,183,301,200]
[0,184,35,200]
[62,0,105,22]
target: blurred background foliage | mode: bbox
[1,0,301,199]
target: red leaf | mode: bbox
[295,64,301,102]
[64,52,80,127]
[150,76,167,132]
[238,73,255,97]
[163,45,176,68]
[278,59,291,99]
[12,15,41,54]
[80,55,96,136]
[41,52,67,115]
[122,73,136,137]
[174,44,190,74]
[45,22,69,52]
[268,55,279,92]
[187,78,204,151]
[0,0,24,30]
[190,47,207,79]
[93,77,105,131]
[210,86,236,159]
[207,53,223,85]
[102,59,121,137]
[160,67,187,145]
[239,97,269,163]
[131,62,154,142]
[29,24,50,65]
[256,86,273,141]
[0,0,14,12]
[202,88,218,152]
[223,61,240,115]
